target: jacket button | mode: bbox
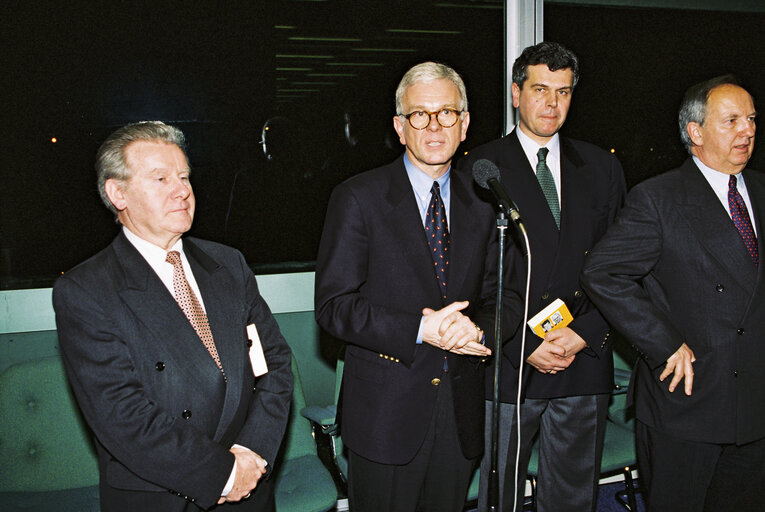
[574,290,583,298]
[584,250,590,256]
[737,328,745,335]
[541,292,549,300]
[734,370,738,377]
[431,378,441,386]
[155,362,165,371]
[182,410,192,419]
[716,284,724,292]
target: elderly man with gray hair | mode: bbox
[54,121,293,512]
[583,76,763,511]
[315,62,522,512]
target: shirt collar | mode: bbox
[515,124,560,165]
[403,153,451,199]
[123,226,184,266]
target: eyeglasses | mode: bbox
[401,109,462,130]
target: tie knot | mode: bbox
[166,250,182,267]
[537,147,549,162]
[729,174,738,190]
[431,181,441,195]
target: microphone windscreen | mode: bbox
[472,159,501,189]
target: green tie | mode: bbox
[536,147,560,229]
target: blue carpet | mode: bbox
[465,479,645,511]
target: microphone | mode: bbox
[472,159,523,225]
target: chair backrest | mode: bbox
[275,357,319,464]
[0,356,99,492]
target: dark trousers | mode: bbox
[347,374,474,512]
[478,394,609,512]
[636,420,765,512]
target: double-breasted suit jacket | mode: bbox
[466,129,626,402]
[582,159,765,445]
[53,232,293,511]
[314,155,521,465]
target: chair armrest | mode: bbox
[301,405,338,435]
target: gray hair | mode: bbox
[512,41,580,90]
[678,74,744,154]
[96,121,187,216]
[395,62,468,115]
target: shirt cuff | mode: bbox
[416,316,425,344]
[221,444,268,496]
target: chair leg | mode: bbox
[614,466,639,511]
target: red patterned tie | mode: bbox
[728,175,759,267]
[166,251,225,375]
[425,182,449,300]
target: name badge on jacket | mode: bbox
[246,324,269,377]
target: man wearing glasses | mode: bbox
[316,62,521,512]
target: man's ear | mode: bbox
[511,82,521,109]
[393,115,407,146]
[686,122,703,147]
[104,179,127,211]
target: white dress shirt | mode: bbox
[694,156,757,236]
[515,125,562,206]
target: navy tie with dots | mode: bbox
[166,251,226,378]
[425,182,449,301]
[728,175,759,267]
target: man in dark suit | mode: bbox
[53,121,293,512]
[467,42,626,512]
[315,62,520,512]
[582,76,764,511]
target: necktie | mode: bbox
[166,251,225,375]
[728,175,759,266]
[425,182,449,301]
[536,147,560,229]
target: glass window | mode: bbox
[2,1,503,289]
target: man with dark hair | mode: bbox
[53,121,293,511]
[467,41,626,511]
[582,76,763,511]
[315,62,520,512]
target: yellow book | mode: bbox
[527,298,574,338]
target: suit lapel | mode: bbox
[743,168,765,285]
[499,132,559,289]
[677,160,757,293]
[382,157,445,303]
[446,170,480,302]
[184,239,247,440]
[113,234,223,386]
[557,138,592,266]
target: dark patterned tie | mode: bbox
[425,182,449,301]
[536,147,560,229]
[166,251,226,376]
[728,175,759,266]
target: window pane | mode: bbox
[2,1,503,289]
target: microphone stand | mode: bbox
[488,210,508,512]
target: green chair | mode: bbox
[0,356,100,512]
[273,357,338,512]
[302,348,348,486]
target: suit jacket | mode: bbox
[582,158,765,445]
[465,130,626,402]
[314,155,521,465]
[53,232,293,511]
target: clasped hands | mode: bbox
[218,446,267,504]
[526,327,585,375]
[422,301,490,357]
